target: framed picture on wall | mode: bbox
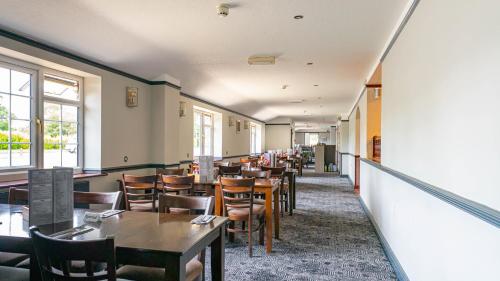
[236,120,241,133]
[126,87,138,107]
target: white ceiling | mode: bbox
[0,0,408,123]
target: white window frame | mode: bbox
[193,109,214,157]
[41,69,84,172]
[0,55,84,173]
[0,60,38,171]
[250,123,257,155]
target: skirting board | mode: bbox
[359,198,410,281]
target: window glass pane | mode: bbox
[44,146,61,168]
[62,122,77,144]
[11,120,30,141]
[44,75,79,101]
[0,67,9,93]
[0,119,8,139]
[44,102,60,121]
[62,144,77,167]
[11,70,30,96]
[193,112,201,157]
[0,144,9,167]
[0,94,9,119]
[203,126,211,156]
[11,144,30,166]
[62,105,77,122]
[203,114,211,125]
[11,96,30,120]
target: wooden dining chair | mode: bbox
[160,175,195,195]
[7,187,28,205]
[218,165,242,177]
[219,177,265,257]
[213,161,229,168]
[241,170,271,179]
[74,191,123,210]
[156,168,185,176]
[116,194,210,281]
[120,174,157,212]
[262,166,288,216]
[29,226,120,281]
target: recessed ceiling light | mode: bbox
[314,84,319,87]
[294,15,304,20]
[307,62,313,65]
[282,85,288,90]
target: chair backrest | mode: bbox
[161,175,194,192]
[218,177,255,217]
[218,165,242,177]
[8,187,28,205]
[241,170,271,179]
[240,157,258,167]
[261,166,286,178]
[213,161,230,167]
[9,188,122,210]
[156,168,184,176]
[120,174,157,211]
[158,194,214,215]
[30,227,117,281]
[74,191,122,210]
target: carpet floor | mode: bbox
[206,170,396,281]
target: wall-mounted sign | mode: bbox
[126,87,138,107]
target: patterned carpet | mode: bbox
[206,170,396,281]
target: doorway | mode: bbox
[354,108,361,193]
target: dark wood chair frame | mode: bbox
[120,174,158,212]
[261,166,288,217]
[160,175,195,195]
[218,165,242,177]
[29,226,118,281]
[218,177,265,257]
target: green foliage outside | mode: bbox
[0,104,76,150]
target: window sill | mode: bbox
[0,172,107,189]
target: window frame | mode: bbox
[0,54,84,174]
[193,109,214,157]
[41,69,84,172]
[0,60,38,172]
[250,123,257,155]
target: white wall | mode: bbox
[349,0,500,280]
[265,124,291,151]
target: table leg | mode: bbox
[287,174,293,216]
[211,226,225,281]
[164,256,186,281]
[273,188,280,239]
[215,185,222,216]
[265,189,273,254]
[292,173,296,209]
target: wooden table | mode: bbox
[0,204,228,281]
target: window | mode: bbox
[0,63,35,169]
[305,133,319,146]
[193,109,213,157]
[43,74,82,169]
[0,57,83,172]
[250,124,257,154]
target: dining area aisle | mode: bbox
[206,169,397,281]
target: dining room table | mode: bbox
[192,175,281,254]
[0,204,228,281]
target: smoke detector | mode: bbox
[217,4,229,17]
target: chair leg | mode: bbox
[248,217,253,257]
[242,221,245,231]
[200,250,206,281]
[229,221,235,243]
[259,216,265,245]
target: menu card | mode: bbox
[28,168,74,226]
[198,156,214,183]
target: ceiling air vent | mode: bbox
[248,56,275,65]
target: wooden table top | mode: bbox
[0,204,227,256]
[192,174,280,188]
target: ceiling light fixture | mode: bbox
[307,62,313,65]
[282,84,288,90]
[314,84,319,87]
[248,55,276,65]
[294,15,304,19]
